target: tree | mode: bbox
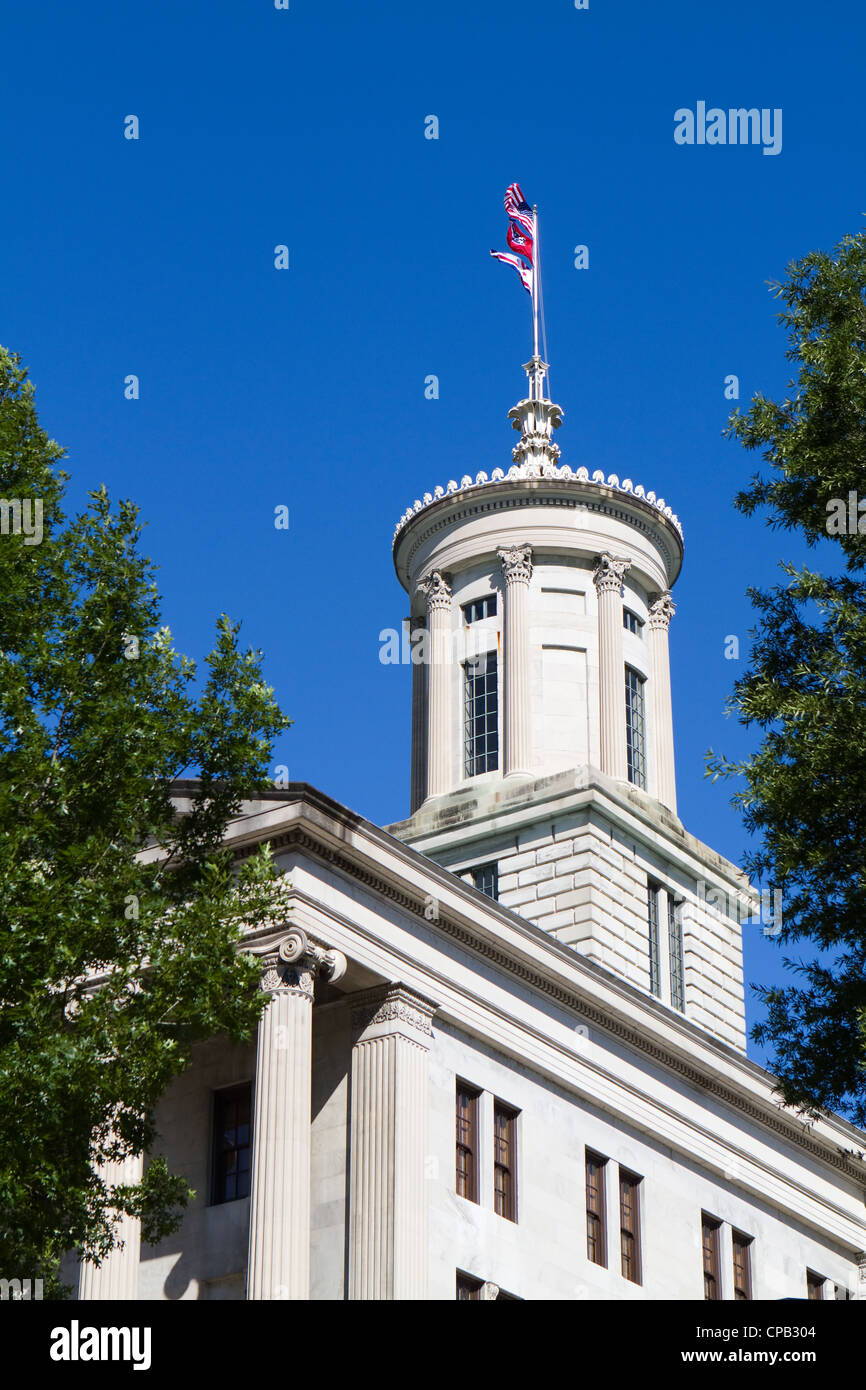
[0,348,292,1294]
[707,229,866,1125]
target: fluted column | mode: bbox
[348,984,438,1300]
[593,553,632,781]
[497,544,533,776]
[78,1150,143,1300]
[409,614,428,812]
[648,591,677,813]
[246,929,346,1301]
[418,571,452,798]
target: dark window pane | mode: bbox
[668,895,685,1012]
[212,1083,253,1206]
[648,884,661,996]
[464,653,499,776]
[625,666,647,789]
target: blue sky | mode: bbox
[2,0,863,1060]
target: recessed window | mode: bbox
[456,1082,480,1204]
[464,652,499,776]
[471,863,498,899]
[211,1083,251,1205]
[624,666,647,789]
[647,883,661,997]
[623,609,644,635]
[668,895,685,1013]
[807,1269,825,1300]
[620,1170,642,1284]
[586,1150,608,1267]
[732,1231,753,1300]
[456,1272,483,1300]
[493,1102,518,1223]
[463,595,497,624]
[702,1214,722,1300]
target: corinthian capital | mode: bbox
[592,552,631,596]
[256,928,347,1000]
[648,591,676,630]
[497,544,533,586]
[418,570,452,613]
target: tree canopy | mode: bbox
[708,229,866,1125]
[0,348,292,1294]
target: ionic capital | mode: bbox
[497,544,533,586]
[418,570,452,613]
[256,928,347,1001]
[592,552,631,596]
[648,590,676,630]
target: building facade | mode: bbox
[76,356,866,1301]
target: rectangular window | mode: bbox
[647,883,661,997]
[619,1170,642,1284]
[623,608,644,635]
[668,894,685,1012]
[456,1083,479,1204]
[493,1102,518,1223]
[211,1083,251,1205]
[471,863,498,899]
[624,666,647,789]
[807,1269,825,1300]
[463,595,497,624]
[464,652,499,777]
[456,1272,483,1300]
[702,1214,722,1300]
[586,1150,608,1267]
[732,1231,753,1301]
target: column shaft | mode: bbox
[593,554,631,781]
[245,929,346,1301]
[419,572,452,797]
[498,546,533,776]
[78,1151,143,1300]
[648,592,677,812]
[409,615,428,812]
[348,986,437,1300]
[247,982,313,1300]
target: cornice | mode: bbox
[392,474,684,592]
[234,822,866,1185]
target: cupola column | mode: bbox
[497,544,533,777]
[418,571,453,798]
[593,553,632,781]
[648,591,677,813]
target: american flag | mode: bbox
[490,249,533,295]
[490,183,535,295]
[504,182,534,236]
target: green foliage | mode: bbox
[0,349,293,1295]
[708,230,866,1124]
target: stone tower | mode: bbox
[388,355,753,1053]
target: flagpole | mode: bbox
[532,205,540,370]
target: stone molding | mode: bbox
[233,826,866,1184]
[648,590,676,630]
[418,569,452,612]
[497,543,533,586]
[394,468,683,541]
[592,551,632,596]
[351,983,438,1039]
[396,488,682,592]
